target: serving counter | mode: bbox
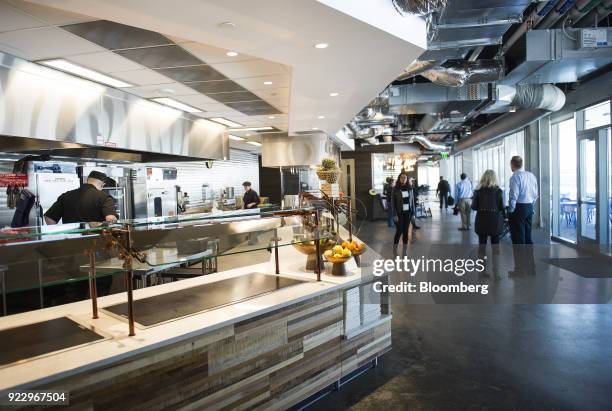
[0,206,391,411]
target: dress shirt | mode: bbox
[455,179,473,199]
[508,169,538,212]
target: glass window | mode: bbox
[553,117,577,241]
[583,100,611,130]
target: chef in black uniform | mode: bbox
[43,171,118,302]
[44,171,118,226]
[242,181,260,209]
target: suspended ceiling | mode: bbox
[2,0,425,145]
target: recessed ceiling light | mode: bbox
[312,127,319,130]
[263,81,273,85]
[209,117,243,127]
[314,43,329,49]
[268,116,276,119]
[226,51,239,57]
[228,134,245,141]
[247,141,262,146]
[229,126,274,131]
[329,92,339,97]
[39,59,132,88]
[318,115,325,119]
[151,97,201,113]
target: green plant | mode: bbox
[321,158,337,170]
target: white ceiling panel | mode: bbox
[0,2,46,32]
[251,87,290,102]
[123,82,200,98]
[5,0,93,25]
[211,59,291,80]
[0,26,104,60]
[234,74,291,90]
[112,68,174,86]
[173,93,224,108]
[179,42,256,64]
[67,51,144,73]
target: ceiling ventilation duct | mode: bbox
[391,0,448,15]
[411,135,449,151]
[398,60,504,86]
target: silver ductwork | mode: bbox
[453,109,548,153]
[398,60,504,87]
[411,135,449,151]
[484,83,566,113]
[391,0,448,15]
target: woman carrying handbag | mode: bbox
[471,170,505,279]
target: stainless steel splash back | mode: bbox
[261,133,340,167]
[0,52,227,161]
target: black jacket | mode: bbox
[44,184,117,224]
[471,186,505,236]
[436,180,451,195]
[393,185,417,218]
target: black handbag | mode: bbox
[447,195,455,206]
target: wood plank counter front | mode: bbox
[0,242,391,411]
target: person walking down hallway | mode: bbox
[393,173,416,255]
[383,177,395,227]
[508,155,538,275]
[455,173,473,230]
[436,176,451,210]
[471,170,505,278]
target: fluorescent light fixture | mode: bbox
[329,92,339,97]
[314,43,329,49]
[263,81,273,85]
[39,59,132,88]
[226,51,239,57]
[228,134,245,141]
[318,115,325,119]
[151,97,201,113]
[209,117,243,127]
[228,126,274,131]
[247,141,262,146]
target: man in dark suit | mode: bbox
[436,176,451,210]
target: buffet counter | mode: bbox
[0,208,391,411]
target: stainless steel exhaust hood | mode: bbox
[0,52,229,162]
[261,133,340,167]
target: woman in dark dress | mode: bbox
[393,172,416,255]
[471,170,505,278]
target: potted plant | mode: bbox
[316,158,340,183]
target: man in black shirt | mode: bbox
[242,181,260,209]
[44,171,118,225]
[436,176,451,210]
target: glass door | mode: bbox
[577,133,598,244]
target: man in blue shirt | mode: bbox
[508,155,538,275]
[455,173,473,230]
[508,156,538,244]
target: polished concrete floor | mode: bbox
[309,209,612,411]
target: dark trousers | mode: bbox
[478,234,500,245]
[394,211,413,244]
[509,203,533,245]
[439,193,448,209]
[509,203,536,274]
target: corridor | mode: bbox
[308,209,612,411]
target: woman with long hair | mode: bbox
[392,172,416,254]
[471,169,505,278]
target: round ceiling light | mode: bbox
[317,115,325,119]
[268,116,275,119]
[312,127,319,130]
[314,43,329,49]
[329,92,339,97]
[226,51,238,57]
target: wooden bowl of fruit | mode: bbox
[323,245,352,264]
[292,236,336,255]
[342,240,366,256]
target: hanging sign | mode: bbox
[0,173,28,187]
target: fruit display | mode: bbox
[292,236,336,255]
[316,157,341,184]
[341,239,366,256]
[323,244,352,263]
